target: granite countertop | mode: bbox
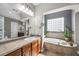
[0,36,27,43]
[0,36,40,56]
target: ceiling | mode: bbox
[0,3,35,21]
[32,3,40,6]
[0,3,77,22]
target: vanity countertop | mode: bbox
[0,36,40,56]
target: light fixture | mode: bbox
[25,7,28,11]
[17,4,34,16]
[19,5,25,11]
[9,11,12,14]
[26,9,34,16]
[17,5,25,12]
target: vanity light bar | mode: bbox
[18,5,34,16]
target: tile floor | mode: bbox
[38,53,46,56]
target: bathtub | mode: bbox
[44,38,77,47]
[43,38,77,56]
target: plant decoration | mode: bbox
[44,31,48,37]
[64,26,72,41]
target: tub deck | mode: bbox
[43,38,77,56]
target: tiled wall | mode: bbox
[46,32,64,39]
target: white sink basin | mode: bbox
[24,37,36,40]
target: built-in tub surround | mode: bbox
[43,38,77,56]
[46,32,64,39]
[44,38,77,47]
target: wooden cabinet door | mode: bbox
[6,48,21,56]
[37,39,41,54]
[23,43,31,56]
[32,40,38,56]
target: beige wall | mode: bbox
[29,4,79,43]
[29,3,75,35]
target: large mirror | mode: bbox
[0,16,4,40]
[0,16,27,42]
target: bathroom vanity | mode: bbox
[0,36,41,56]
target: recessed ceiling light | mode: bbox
[9,12,12,14]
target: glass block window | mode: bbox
[47,17,64,32]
